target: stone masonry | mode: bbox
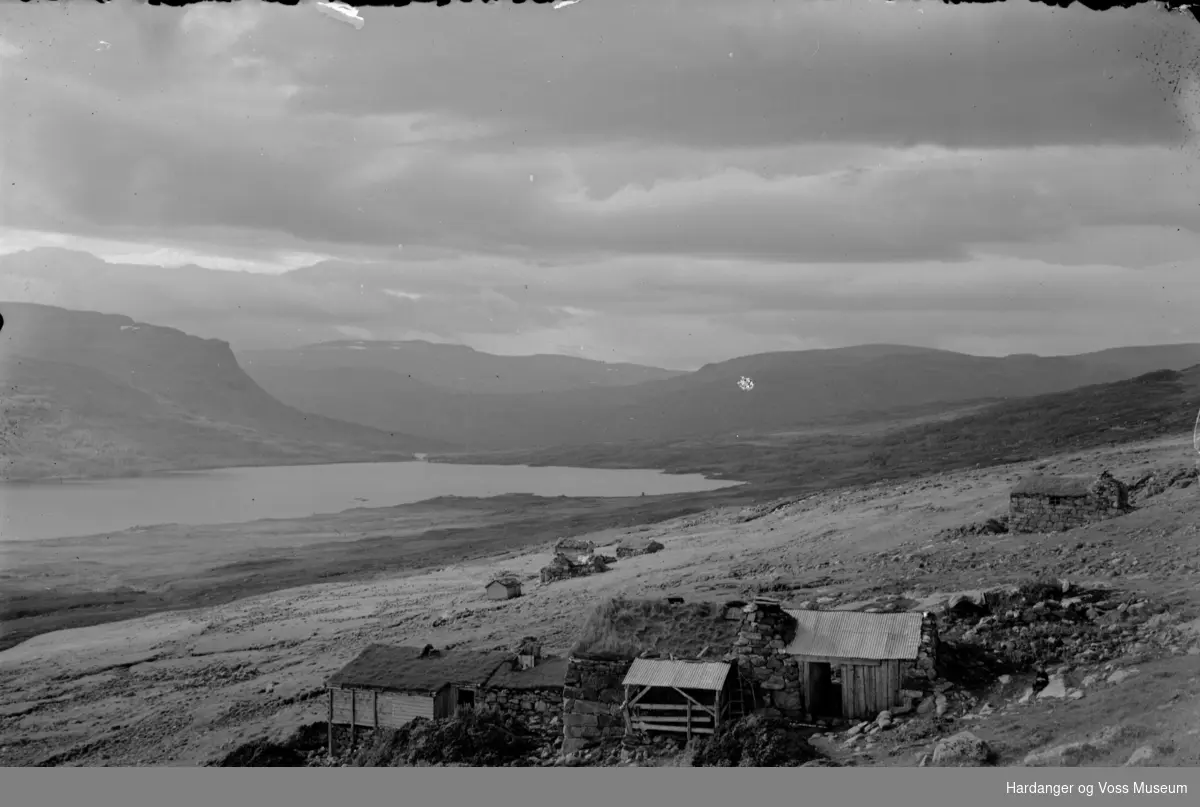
[725,599,804,719]
[902,612,941,693]
[1010,471,1131,534]
[561,657,631,753]
[481,687,561,738]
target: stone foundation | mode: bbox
[561,657,631,753]
[725,599,804,719]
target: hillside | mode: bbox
[243,341,1200,452]
[239,341,684,395]
[434,366,1200,492]
[0,303,447,481]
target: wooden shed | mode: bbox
[620,658,743,740]
[485,578,523,601]
[784,610,925,722]
[323,644,509,754]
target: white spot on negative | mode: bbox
[738,376,754,391]
[315,1,365,30]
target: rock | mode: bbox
[1067,689,1084,700]
[917,752,931,767]
[1107,668,1139,685]
[931,731,992,767]
[935,694,949,717]
[1124,746,1156,767]
[1081,673,1099,687]
[1016,687,1034,705]
[876,710,893,725]
[917,696,936,715]
[1037,674,1068,700]
[997,674,1012,685]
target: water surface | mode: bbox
[0,461,741,541]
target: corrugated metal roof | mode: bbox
[622,659,731,691]
[784,610,923,661]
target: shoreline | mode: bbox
[0,484,765,654]
[0,452,739,487]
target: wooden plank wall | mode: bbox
[839,661,901,720]
[331,688,434,729]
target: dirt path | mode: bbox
[2,435,1196,767]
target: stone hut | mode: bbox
[615,538,665,559]
[540,553,608,584]
[1009,470,1131,533]
[485,577,523,601]
[552,537,596,558]
[783,609,939,722]
[481,648,567,739]
[562,597,744,753]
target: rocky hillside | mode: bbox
[0,303,446,481]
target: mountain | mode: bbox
[0,303,448,481]
[240,341,1200,452]
[238,341,685,395]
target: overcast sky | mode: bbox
[2,0,1200,370]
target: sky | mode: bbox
[2,0,1200,370]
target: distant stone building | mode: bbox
[615,538,664,559]
[1009,470,1131,534]
[485,578,522,601]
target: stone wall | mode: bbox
[561,657,631,753]
[725,601,804,719]
[1010,472,1130,534]
[900,612,941,693]
[481,687,561,737]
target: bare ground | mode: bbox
[1,434,1198,767]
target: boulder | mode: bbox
[1036,674,1068,700]
[931,731,992,767]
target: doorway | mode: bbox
[806,662,843,719]
[456,688,476,713]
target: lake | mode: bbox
[0,461,742,542]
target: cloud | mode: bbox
[1,1,1199,370]
[4,247,1199,370]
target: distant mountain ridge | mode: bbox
[0,302,446,481]
[238,340,685,395]
[239,337,1200,451]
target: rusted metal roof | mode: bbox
[784,610,923,661]
[622,659,731,691]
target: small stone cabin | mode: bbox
[486,577,523,601]
[323,644,509,752]
[560,596,940,751]
[783,609,939,722]
[1009,470,1130,534]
